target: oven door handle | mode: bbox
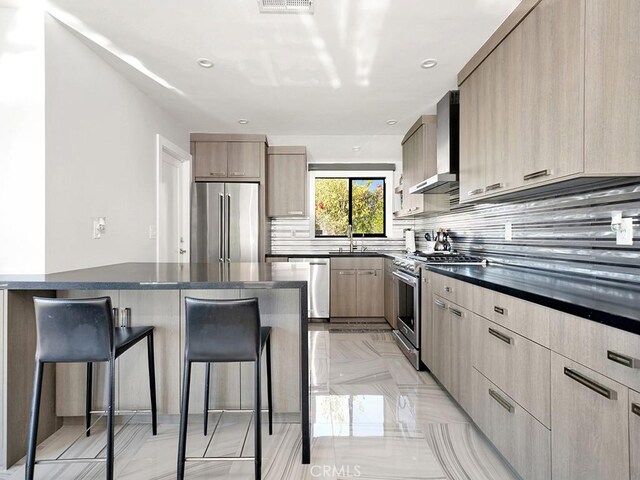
[392,270,418,287]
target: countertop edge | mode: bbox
[0,280,308,291]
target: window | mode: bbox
[314,177,385,237]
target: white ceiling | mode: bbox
[46,0,519,135]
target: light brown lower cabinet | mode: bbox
[384,261,397,329]
[472,368,551,480]
[448,304,473,411]
[630,389,640,480]
[356,270,383,317]
[551,352,629,480]
[330,270,357,317]
[431,295,450,390]
[419,268,432,367]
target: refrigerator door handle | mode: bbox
[218,193,224,261]
[226,193,231,262]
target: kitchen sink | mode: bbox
[329,251,379,256]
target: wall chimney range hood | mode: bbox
[409,91,459,194]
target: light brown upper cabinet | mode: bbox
[267,146,307,217]
[191,135,266,181]
[459,0,639,203]
[397,116,449,216]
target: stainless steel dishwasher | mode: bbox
[288,258,330,319]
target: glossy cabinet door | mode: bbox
[356,269,384,317]
[551,353,629,480]
[194,142,228,178]
[267,153,307,217]
[585,0,640,175]
[630,389,640,480]
[227,142,262,178]
[431,295,450,390]
[330,269,357,317]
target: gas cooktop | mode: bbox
[408,252,487,265]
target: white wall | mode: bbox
[44,15,189,273]
[0,7,46,274]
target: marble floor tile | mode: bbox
[5,324,517,480]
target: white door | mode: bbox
[157,135,191,263]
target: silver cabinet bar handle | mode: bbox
[338,271,355,275]
[493,306,507,315]
[523,169,551,181]
[632,403,640,417]
[449,307,463,317]
[288,210,303,215]
[434,299,446,309]
[485,182,504,192]
[468,188,484,196]
[607,350,640,369]
[488,327,513,345]
[488,389,514,413]
[564,367,616,400]
[229,171,245,176]
[358,270,376,276]
[209,171,226,176]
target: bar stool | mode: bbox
[26,297,158,480]
[177,297,273,480]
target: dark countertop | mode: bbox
[0,262,309,290]
[427,264,640,335]
[267,252,404,259]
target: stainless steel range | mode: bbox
[392,252,486,370]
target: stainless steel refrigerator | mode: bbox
[191,183,259,262]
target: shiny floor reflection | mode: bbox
[3,327,518,479]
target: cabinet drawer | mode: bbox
[430,273,470,306]
[551,353,629,480]
[473,316,550,427]
[472,285,550,347]
[331,257,383,270]
[471,368,550,480]
[551,310,640,392]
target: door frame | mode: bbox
[156,134,192,263]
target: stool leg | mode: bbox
[203,362,211,436]
[106,359,116,480]
[254,359,262,480]
[266,336,273,436]
[25,360,44,480]
[86,362,92,437]
[147,333,158,436]
[177,360,192,480]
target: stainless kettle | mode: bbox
[434,229,451,252]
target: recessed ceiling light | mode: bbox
[420,58,438,69]
[238,119,249,125]
[386,119,398,125]
[197,58,214,68]
[353,146,361,152]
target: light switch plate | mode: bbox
[616,218,633,246]
[93,217,106,239]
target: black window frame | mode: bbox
[314,176,387,238]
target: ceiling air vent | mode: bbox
[258,0,314,14]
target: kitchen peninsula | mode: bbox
[0,262,310,470]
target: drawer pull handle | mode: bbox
[229,171,245,176]
[338,271,354,276]
[359,270,376,276]
[468,188,484,196]
[444,286,453,293]
[564,367,616,400]
[632,403,640,417]
[287,210,303,215]
[449,307,463,317]
[607,350,640,369]
[209,171,226,176]
[488,389,514,413]
[434,299,446,309]
[493,306,507,315]
[523,169,551,181]
[485,182,504,192]
[488,328,513,345]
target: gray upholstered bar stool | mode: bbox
[177,297,273,480]
[26,297,158,480]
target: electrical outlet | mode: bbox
[93,217,106,239]
[617,218,634,246]
[505,222,513,241]
[149,225,157,239]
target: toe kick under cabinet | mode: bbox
[428,271,640,480]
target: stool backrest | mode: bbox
[33,297,114,363]
[184,297,261,362]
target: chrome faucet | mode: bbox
[347,224,355,252]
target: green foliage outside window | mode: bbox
[315,178,385,236]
